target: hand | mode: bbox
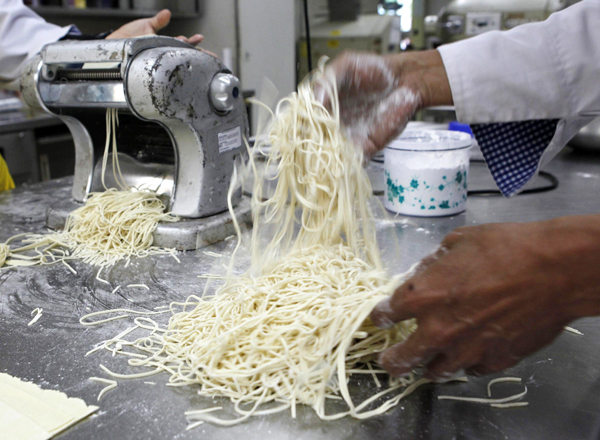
[371,215,600,381]
[106,9,204,46]
[319,50,453,158]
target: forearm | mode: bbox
[437,0,600,124]
[384,1,600,125]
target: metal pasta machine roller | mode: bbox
[20,36,251,250]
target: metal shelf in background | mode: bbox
[31,6,200,20]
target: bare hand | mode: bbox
[106,9,204,46]
[371,216,600,381]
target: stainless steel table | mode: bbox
[1,147,600,440]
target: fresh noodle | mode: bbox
[438,377,528,407]
[248,64,380,272]
[491,402,529,409]
[487,377,522,397]
[0,243,9,266]
[27,308,43,326]
[0,109,178,269]
[90,377,118,401]
[564,326,583,335]
[82,61,425,425]
[127,284,150,290]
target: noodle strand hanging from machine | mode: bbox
[0,109,178,269]
[81,61,422,425]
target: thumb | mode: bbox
[149,9,171,32]
[370,288,415,329]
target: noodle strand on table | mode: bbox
[82,61,421,425]
[0,109,178,269]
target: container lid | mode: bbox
[386,130,473,152]
[448,121,474,137]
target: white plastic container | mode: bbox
[384,130,472,217]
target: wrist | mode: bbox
[386,50,453,110]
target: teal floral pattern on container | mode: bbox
[385,167,468,216]
[383,129,472,217]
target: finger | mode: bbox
[324,51,390,114]
[370,252,446,329]
[441,230,466,249]
[313,72,335,111]
[362,138,378,161]
[325,52,355,92]
[319,53,368,107]
[371,297,403,329]
[336,52,393,95]
[197,48,219,58]
[371,239,460,328]
[313,82,328,108]
[379,332,437,377]
[370,276,422,328]
[187,34,204,46]
[345,127,376,160]
[175,35,204,46]
[413,245,450,277]
[424,352,473,382]
[368,92,420,151]
[149,9,171,32]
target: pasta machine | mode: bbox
[20,36,251,250]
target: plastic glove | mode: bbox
[106,9,204,46]
[370,215,600,381]
[317,50,453,158]
[317,52,421,159]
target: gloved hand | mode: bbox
[370,215,600,381]
[106,9,204,46]
[318,50,453,158]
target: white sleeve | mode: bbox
[437,0,600,124]
[0,0,74,83]
[437,0,600,196]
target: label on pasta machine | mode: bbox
[218,126,242,154]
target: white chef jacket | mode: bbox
[0,0,75,88]
[438,0,600,196]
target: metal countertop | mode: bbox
[1,147,600,440]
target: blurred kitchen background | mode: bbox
[1,0,589,186]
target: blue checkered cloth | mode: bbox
[60,25,82,39]
[471,119,560,196]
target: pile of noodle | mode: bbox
[82,63,421,426]
[0,109,177,269]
